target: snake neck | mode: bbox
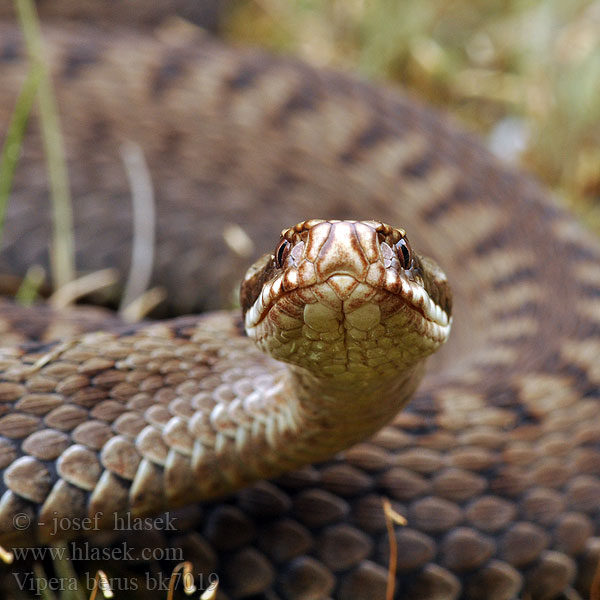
[287,361,426,449]
[214,359,427,487]
[191,350,428,503]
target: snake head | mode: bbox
[240,220,452,390]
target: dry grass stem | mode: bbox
[120,287,167,323]
[167,562,196,600]
[88,571,113,600]
[222,223,255,257]
[119,140,156,313]
[49,268,119,309]
[200,580,219,600]
[0,544,13,564]
[383,497,407,600]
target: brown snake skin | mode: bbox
[1,9,600,600]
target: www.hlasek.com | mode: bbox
[13,570,220,596]
[10,541,184,562]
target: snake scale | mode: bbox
[1,5,600,600]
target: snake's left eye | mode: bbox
[395,237,413,269]
[275,239,291,268]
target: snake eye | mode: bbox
[275,239,291,268]
[395,237,413,269]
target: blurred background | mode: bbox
[223,0,600,233]
[1,3,599,597]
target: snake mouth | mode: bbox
[244,269,451,334]
[378,270,450,328]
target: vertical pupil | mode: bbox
[277,241,288,266]
[398,240,411,267]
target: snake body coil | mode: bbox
[0,14,600,600]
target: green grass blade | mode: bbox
[15,0,75,290]
[0,66,41,249]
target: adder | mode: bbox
[0,5,600,600]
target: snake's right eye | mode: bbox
[394,237,413,270]
[275,239,291,268]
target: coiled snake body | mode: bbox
[1,11,600,600]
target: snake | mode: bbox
[0,6,600,600]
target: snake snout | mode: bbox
[312,221,377,283]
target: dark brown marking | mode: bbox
[579,322,600,340]
[492,302,541,320]
[0,39,21,62]
[471,226,513,257]
[339,121,391,163]
[276,171,303,188]
[62,44,101,79]
[492,267,537,291]
[151,50,189,96]
[486,383,522,409]
[281,80,317,113]
[161,130,183,156]
[271,77,319,128]
[420,181,475,223]
[402,151,435,179]
[226,60,265,91]
[578,284,600,299]
[561,243,599,262]
[88,116,111,143]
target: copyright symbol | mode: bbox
[13,513,30,531]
